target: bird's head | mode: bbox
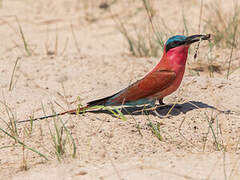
[164,34,210,66]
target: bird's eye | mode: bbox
[172,41,180,46]
[165,41,184,52]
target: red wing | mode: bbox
[112,70,176,103]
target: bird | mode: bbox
[18,34,210,123]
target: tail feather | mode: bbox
[18,92,121,123]
[17,106,88,123]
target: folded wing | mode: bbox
[111,70,176,103]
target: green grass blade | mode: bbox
[0,127,48,160]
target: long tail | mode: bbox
[18,93,119,123]
[17,106,90,123]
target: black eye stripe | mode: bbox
[166,41,185,52]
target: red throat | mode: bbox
[165,45,189,68]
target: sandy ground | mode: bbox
[0,0,240,179]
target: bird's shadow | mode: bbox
[87,101,231,118]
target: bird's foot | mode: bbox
[159,99,165,105]
[158,99,181,108]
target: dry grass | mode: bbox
[112,0,168,57]
[204,2,240,49]
[113,0,240,78]
[204,2,240,78]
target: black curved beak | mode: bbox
[185,34,211,45]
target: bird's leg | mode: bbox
[159,98,165,105]
[149,99,165,118]
[154,99,183,118]
[152,98,166,117]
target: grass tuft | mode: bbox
[0,126,48,160]
[0,98,19,141]
[205,3,240,49]
[148,121,163,141]
[48,112,76,161]
[113,0,167,57]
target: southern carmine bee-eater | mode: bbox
[19,34,210,123]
